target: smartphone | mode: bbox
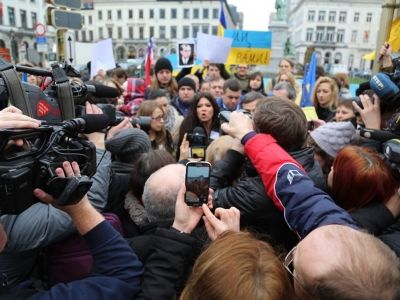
[185,161,211,206]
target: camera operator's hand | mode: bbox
[221,111,254,141]
[172,184,213,234]
[202,205,240,241]
[179,133,190,161]
[106,117,133,140]
[84,101,106,150]
[352,94,381,130]
[0,106,40,129]
[34,161,103,235]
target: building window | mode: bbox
[99,27,103,39]
[366,13,372,22]
[139,9,143,19]
[306,28,313,41]
[139,26,144,39]
[183,26,189,38]
[160,9,165,19]
[192,25,199,37]
[82,31,87,42]
[203,8,209,19]
[363,30,369,43]
[328,11,336,22]
[326,27,335,42]
[129,9,133,19]
[354,12,359,22]
[212,8,219,19]
[8,7,15,26]
[149,26,154,37]
[337,29,344,43]
[202,24,209,34]
[107,27,113,39]
[129,26,133,39]
[31,12,37,27]
[89,30,93,42]
[170,26,177,39]
[149,9,154,18]
[117,10,122,19]
[334,53,342,64]
[88,15,92,25]
[193,8,199,19]
[351,30,357,42]
[98,10,102,20]
[82,15,85,25]
[107,10,112,20]
[171,8,177,19]
[184,8,190,19]
[20,10,27,29]
[318,11,325,22]
[118,27,122,39]
[75,31,79,42]
[308,10,315,22]
[316,27,324,41]
[212,25,218,35]
[159,26,166,39]
[339,11,346,22]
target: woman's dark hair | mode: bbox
[177,92,220,159]
[130,149,176,200]
[247,71,265,93]
[210,63,231,80]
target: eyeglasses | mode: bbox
[152,115,164,122]
[283,247,313,297]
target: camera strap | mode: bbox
[0,58,33,117]
[51,63,75,120]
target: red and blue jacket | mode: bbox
[243,133,357,238]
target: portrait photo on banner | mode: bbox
[177,41,195,67]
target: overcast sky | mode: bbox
[227,0,276,31]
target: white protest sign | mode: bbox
[90,39,116,78]
[196,32,233,64]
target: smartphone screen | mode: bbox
[185,162,211,206]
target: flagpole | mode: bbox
[372,0,399,73]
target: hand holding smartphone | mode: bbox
[185,161,211,207]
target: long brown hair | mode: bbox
[180,231,293,300]
[150,76,178,98]
[137,100,168,149]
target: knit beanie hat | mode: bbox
[310,121,356,158]
[154,57,173,74]
[105,128,151,155]
[178,77,196,91]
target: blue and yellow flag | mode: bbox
[217,0,227,37]
[300,52,317,108]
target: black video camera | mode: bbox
[0,124,96,214]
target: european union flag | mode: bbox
[300,52,317,107]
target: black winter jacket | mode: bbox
[211,148,325,251]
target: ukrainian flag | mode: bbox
[300,52,317,108]
[217,0,227,37]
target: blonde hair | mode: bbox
[205,135,236,166]
[276,71,297,89]
[181,231,293,300]
[312,76,339,110]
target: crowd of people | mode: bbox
[0,41,399,299]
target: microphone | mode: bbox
[62,114,111,134]
[188,126,208,147]
[358,127,399,143]
[71,82,120,98]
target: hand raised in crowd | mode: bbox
[0,106,41,129]
[379,42,393,69]
[221,111,254,141]
[352,94,381,130]
[231,137,244,154]
[179,133,190,161]
[202,205,240,241]
[172,184,213,234]
[106,117,133,140]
